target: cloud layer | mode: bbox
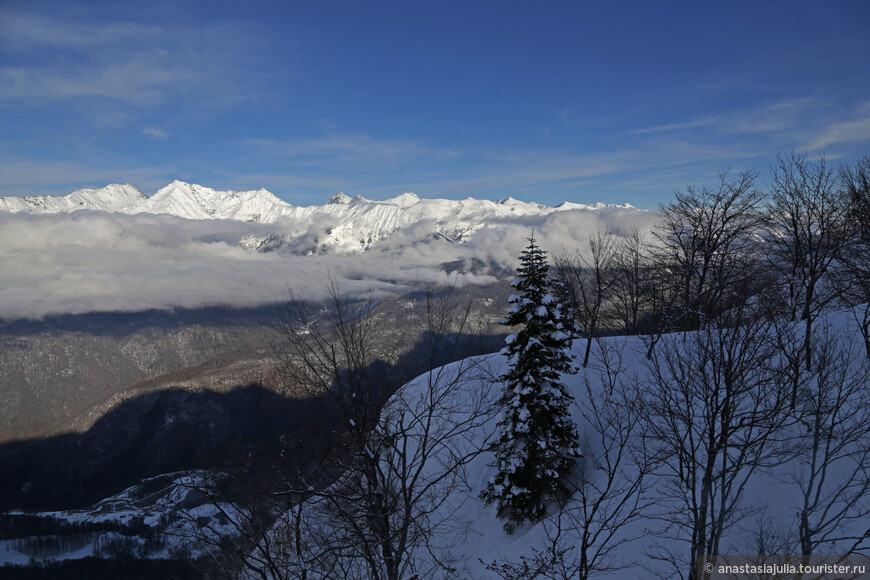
[0,208,657,320]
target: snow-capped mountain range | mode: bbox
[0,181,640,253]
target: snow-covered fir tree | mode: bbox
[481,234,581,532]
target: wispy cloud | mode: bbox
[381,138,764,203]
[0,12,161,50]
[804,101,870,151]
[244,133,461,171]
[142,127,170,139]
[0,10,258,109]
[628,96,870,160]
[635,97,822,138]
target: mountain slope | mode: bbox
[0,181,636,226]
[129,181,293,222]
[0,184,146,214]
[0,181,642,254]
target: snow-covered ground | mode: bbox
[267,306,870,579]
[0,471,238,566]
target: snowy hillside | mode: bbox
[260,307,870,579]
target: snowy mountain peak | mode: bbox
[327,192,354,205]
[131,181,292,221]
[74,183,145,200]
[385,192,421,208]
[67,183,147,208]
[552,200,637,211]
[0,183,147,214]
[150,180,180,196]
[150,180,205,199]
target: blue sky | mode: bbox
[1,0,869,208]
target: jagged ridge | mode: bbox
[0,181,639,253]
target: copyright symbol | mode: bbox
[704,562,714,574]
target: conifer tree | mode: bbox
[481,234,581,532]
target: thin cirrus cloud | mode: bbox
[400,141,764,201]
[0,11,257,108]
[243,134,461,171]
[632,97,870,156]
[402,151,641,199]
[634,97,821,138]
[805,102,870,152]
[0,12,161,50]
[0,49,241,108]
[142,127,170,139]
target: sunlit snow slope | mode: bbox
[278,307,870,579]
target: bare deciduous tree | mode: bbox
[554,230,618,368]
[265,283,496,580]
[612,227,655,336]
[737,506,798,558]
[778,323,870,556]
[653,169,766,332]
[549,341,653,580]
[765,152,853,370]
[642,305,792,580]
[175,445,337,580]
[838,156,870,359]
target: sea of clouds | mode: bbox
[0,207,657,320]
